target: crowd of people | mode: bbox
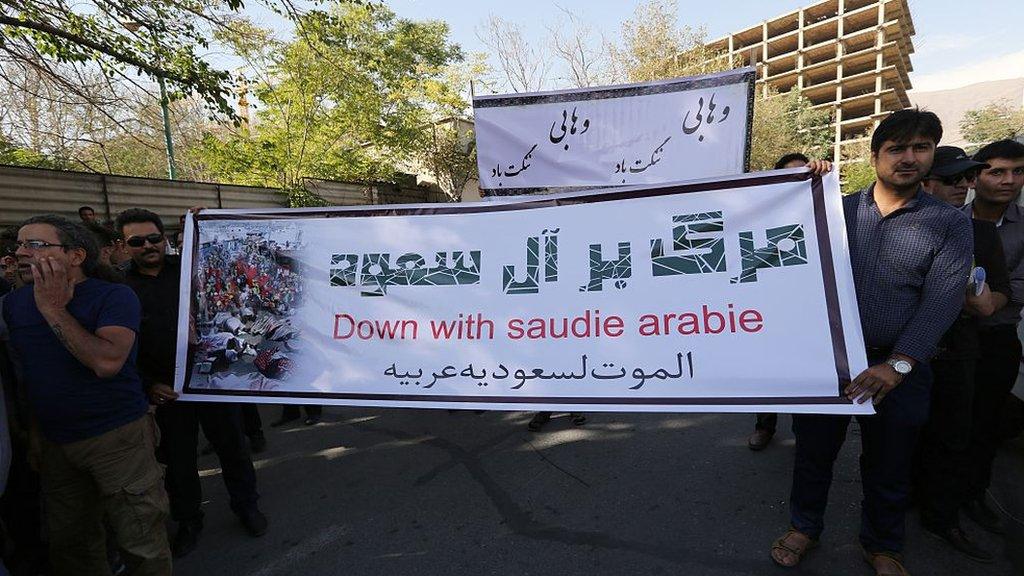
[0,109,1021,576]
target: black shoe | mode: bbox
[237,508,268,537]
[303,415,320,426]
[249,434,267,454]
[964,499,1006,535]
[172,522,203,558]
[922,524,995,563]
[527,412,551,432]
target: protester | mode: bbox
[118,208,268,559]
[914,146,1008,562]
[0,333,11,576]
[2,215,171,575]
[748,152,812,451]
[962,139,1024,536]
[769,110,972,576]
[78,206,97,224]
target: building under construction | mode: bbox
[705,0,916,162]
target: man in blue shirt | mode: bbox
[2,215,171,576]
[770,110,973,576]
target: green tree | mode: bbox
[0,0,361,118]
[606,0,733,83]
[749,86,833,170]
[198,4,464,205]
[839,135,875,194]
[960,100,1024,145]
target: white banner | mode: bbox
[175,170,870,414]
[472,68,754,197]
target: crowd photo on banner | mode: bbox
[1,12,1024,576]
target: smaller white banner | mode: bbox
[473,68,754,196]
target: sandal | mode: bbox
[862,549,910,576]
[770,529,818,568]
[570,413,587,426]
[527,412,551,432]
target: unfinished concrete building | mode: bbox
[705,0,916,162]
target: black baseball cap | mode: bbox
[928,146,989,178]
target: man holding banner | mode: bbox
[771,110,973,576]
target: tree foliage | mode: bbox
[960,100,1024,146]
[197,4,465,205]
[749,86,833,171]
[606,0,730,83]
[0,0,361,118]
[839,135,875,194]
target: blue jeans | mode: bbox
[789,360,932,554]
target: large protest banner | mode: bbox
[174,170,870,415]
[473,68,755,197]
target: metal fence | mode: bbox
[0,164,452,230]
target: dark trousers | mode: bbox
[968,325,1022,501]
[914,357,974,530]
[0,432,46,574]
[241,404,263,439]
[155,402,259,525]
[790,361,931,554]
[755,413,778,432]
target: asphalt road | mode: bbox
[176,407,1024,576]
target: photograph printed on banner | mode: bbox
[191,220,308,392]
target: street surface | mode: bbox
[178,407,1024,576]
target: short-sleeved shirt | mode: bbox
[2,278,148,444]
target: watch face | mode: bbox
[893,360,912,374]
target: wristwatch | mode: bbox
[886,358,913,378]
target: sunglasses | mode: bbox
[126,233,165,248]
[928,173,973,186]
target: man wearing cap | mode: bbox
[916,146,1009,562]
[962,139,1024,536]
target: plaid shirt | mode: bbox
[843,184,973,362]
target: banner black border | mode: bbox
[184,171,853,407]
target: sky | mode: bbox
[237,0,1024,93]
[374,0,1024,93]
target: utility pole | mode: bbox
[157,74,177,179]
[125,21,176,179]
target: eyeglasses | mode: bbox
[16,240,68,251]
[125,233,165,248]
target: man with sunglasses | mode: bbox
[117,208,267,558]
[962,139,1024,536]
[1,215,171,575]
[915,146,1008,562]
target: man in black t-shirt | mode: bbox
[915,146,1009,563]
[118,208,267,559]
